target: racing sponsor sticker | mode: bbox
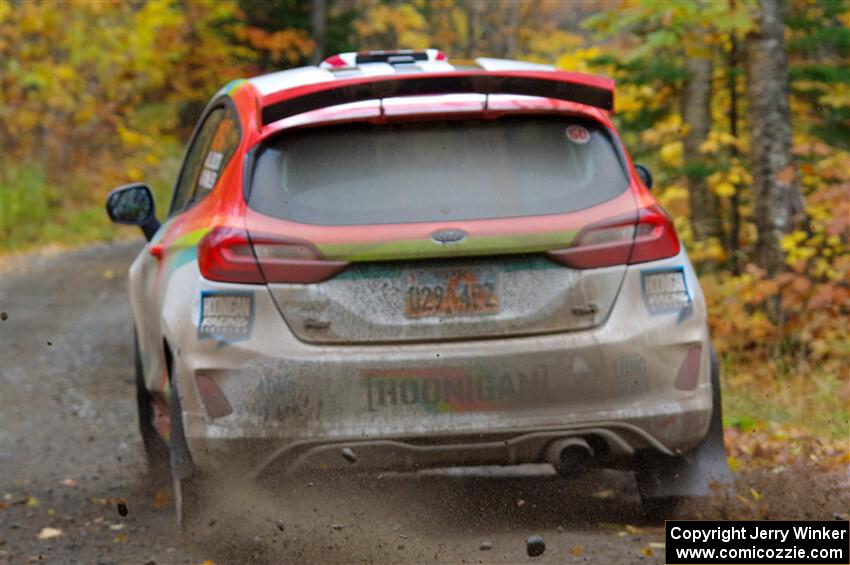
[198,291,253,341]
[362,365,550,413]
[640,267,691,316]
[204,150,223,171]
[566,124,590,144]
[198,169,218,190]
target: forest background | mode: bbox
[1,0,848,472]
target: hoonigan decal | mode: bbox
[361,366,550,413]
[640,266,693,324]
[198,291,254,341]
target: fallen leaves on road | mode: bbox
[639,545,655,557]
[36,527,62,540]
[571,544,584,557]
[153,487,170,509]
[725,425,849,472]
[59,478,77,488]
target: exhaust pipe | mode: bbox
[545,437,594,477]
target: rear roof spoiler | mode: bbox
[259,70,614,126]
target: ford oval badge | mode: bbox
[431,229,468,245]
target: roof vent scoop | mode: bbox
[320,49,447,69]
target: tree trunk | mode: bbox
[504,0,520,58]
[466,1,485,58]
[682,54,723,242]
[745,0,804,277]
[727,27,742,274]
[310,0,327,65]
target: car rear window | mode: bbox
[248,116,629,225]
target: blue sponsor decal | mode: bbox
[198,291,254,342]
[640,267,692,324]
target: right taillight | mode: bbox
[198,226,349,284]
[548,204,680,269]
[627,204,680,264]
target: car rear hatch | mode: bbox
[239,111,644,344]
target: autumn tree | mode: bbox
[682,38,722,242]
[745,0,804,277]
[311,0,328,63]
[0,0,250,180]
[344,1,587,61]
[583,1,754,256]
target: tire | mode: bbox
[636,345,731,521]
[167,363,204,529]
[640,496,681,523]
[134,334,169,472]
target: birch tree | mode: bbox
[745,0,805,276]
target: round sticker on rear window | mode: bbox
[566,125,590,144]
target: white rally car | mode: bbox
[106,49,731,525]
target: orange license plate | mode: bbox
[404,268,500,318]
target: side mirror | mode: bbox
[106,183,160,241]
[635,164,653,189]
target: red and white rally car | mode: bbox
[106,49,730,525]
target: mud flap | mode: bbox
[636,346,732,499]
[168,371,196,481]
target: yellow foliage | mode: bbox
[352,3,430,50]
[640,113,683,145]
[818,84,850,108]
[714,182,736,197]
[658,184,690,217]
[660,141,683,166]
[239,27,313,64]
[556,47,603,74]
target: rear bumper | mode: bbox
[193,407,710,480]
[168,251,713,476]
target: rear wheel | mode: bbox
[134,335,168,472]
[640,496,681,522]
[636,345,731,522]
[167,363,205,529]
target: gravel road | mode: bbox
[1,241,847,564]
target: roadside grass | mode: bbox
[721,355,850,471]
[721,354,849,441]
[1,154,180,254]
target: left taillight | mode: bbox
[548,204,680,269]
[198,227,265,284]
[198,227,349,284]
